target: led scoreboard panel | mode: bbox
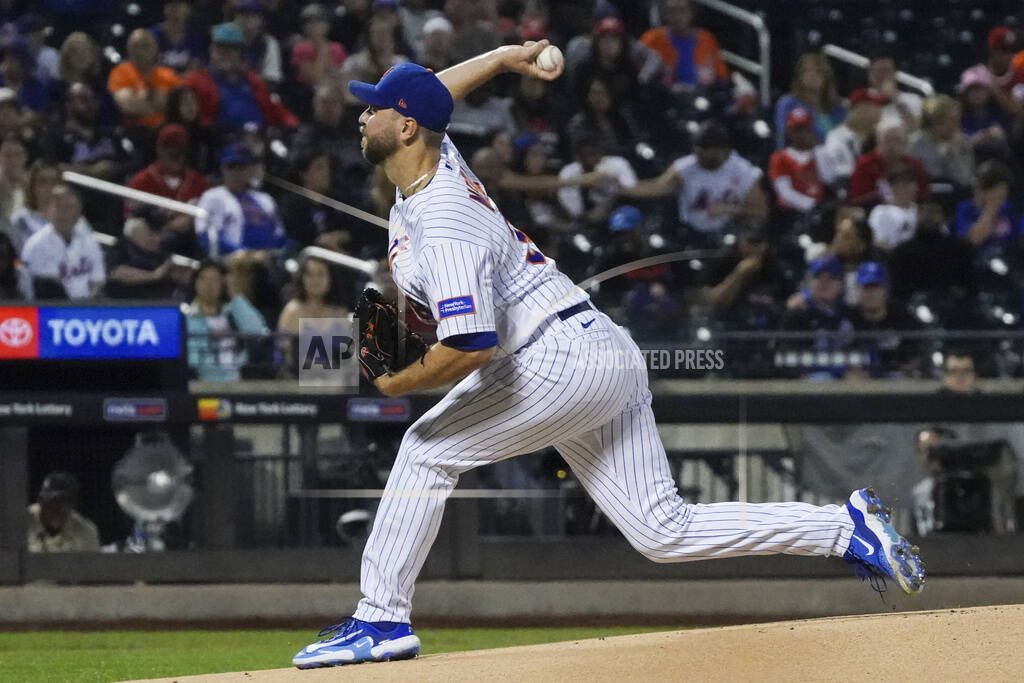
[0,305,181,360]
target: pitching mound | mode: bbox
[134,604,1023,682]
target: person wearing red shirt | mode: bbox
[848,119,930,207]
[769,108,836,213]
[126,124,209,257]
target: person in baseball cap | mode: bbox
[808,254,842,279]
[28,471,101,553]
[609,205,644,232]
[856,260,887,287]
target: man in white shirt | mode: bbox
[557,134,637,229]
[868,162,919,250]
[20,184,105,299]
[820,88,886,180]
[867,49,924,129]
[622,120,766,239]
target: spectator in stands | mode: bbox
[868,162,920,251]
[822,210,879,307]
[183,23,299,135]
[0,231,32,299]
[0,134,27,235]
[153,0,206,74]
[20,184,105,299]
[0,88,28,145]
[509,76,559,144]
[340,15,409,106]
[566,77,637,157]
[196,144,289,257]
[774,52,844,148]
[959,27,1024,122]
[280,150,353,253]
[8,160,59,254]
[27,471,100,553]
[908,95,974,191]
[105,217,177,300]
[185,258,268,382]
[108,28,181,132]
[17,14,59,83]
[417,16,456,73]
[849,118,929,206]
[624,121,767,245]
[849,261,922,378]
[957,69,1012,150]
[290,81,366,207]
[769,108,836,216]
[939,350,978,394]
[0,40,51,120]
[234,1,283,87]
[953,159,1021,255]
[50,82,127,232]
[889,202,974,302]
[640,0,727,91]
[704,223,789,330]
[53,32,119,128]
[399,0,443,58]
[449,78,515,145]
[444,0,499,65]
[51,83,124,183]
[568,16,664,110]
[292,4,348,88]
[164,85,215,172]
[820,88,885,181]
[126,124,209,257]
[277,255,351,375]
[558,134,637,234]
[331,0,372,53]
[780,254,854,377]
[867,48,923,130]
[510,135,569,249]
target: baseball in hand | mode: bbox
[536,45,564,72]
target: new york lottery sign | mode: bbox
[0,306,181,360]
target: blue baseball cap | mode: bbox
[808,254,842,278]
[349,63,454,133]
[221,143,252,166]
[609,205,644,232]
[857,261,887,286]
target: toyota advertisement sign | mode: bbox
[0,306,181,360]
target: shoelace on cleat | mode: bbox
[847,559,889,603]
[316,618,359,640]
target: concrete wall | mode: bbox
[2,578,1021,626]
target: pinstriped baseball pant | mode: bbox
[353,313,855,623]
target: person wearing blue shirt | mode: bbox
[954,159,1022,256]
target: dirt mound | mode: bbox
[132,604,1024,682]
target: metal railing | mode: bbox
[823,43,935,97]
[692,0,772,108]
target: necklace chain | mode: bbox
[403,168,433,195]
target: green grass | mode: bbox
[0,626,676,683]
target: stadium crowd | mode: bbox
[1,0,1024,380]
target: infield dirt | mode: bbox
[132,604,1023,682]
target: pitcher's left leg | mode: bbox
[556,401,855,563]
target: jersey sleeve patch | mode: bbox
[437,295,476,319]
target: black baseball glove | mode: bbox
[355,288,429,380]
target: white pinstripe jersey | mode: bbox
[387,136,588,354]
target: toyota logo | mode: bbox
[0,317,33,348]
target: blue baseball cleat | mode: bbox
[292,618,421,668]
[844,488,925,595]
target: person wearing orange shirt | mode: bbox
[107,28,181,129]
[640,0,728,90]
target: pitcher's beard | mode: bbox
[362,132,399,166]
